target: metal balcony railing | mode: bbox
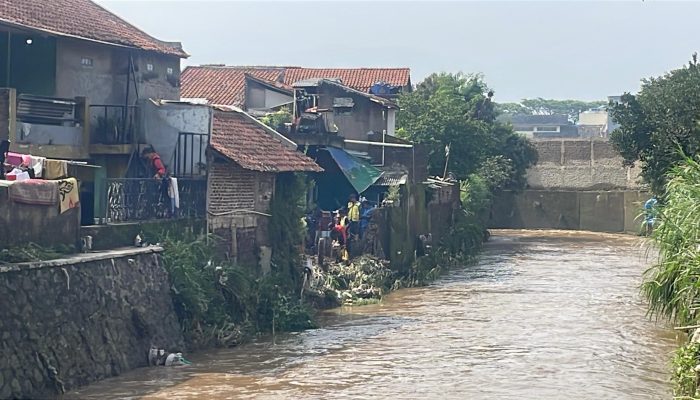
[105,178,206,223]
[90,104,137,145]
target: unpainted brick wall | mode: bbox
[207,159,276,266]
[208,160,256,213]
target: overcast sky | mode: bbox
[97,1,700,102]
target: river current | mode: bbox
[69,230,678,399]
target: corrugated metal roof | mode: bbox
[374,172,408,186]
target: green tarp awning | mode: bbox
[325,147,383,194]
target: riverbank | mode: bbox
[639,157,700,398]
[67,231,675,400]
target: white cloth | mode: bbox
[7,168,30,181]
[28,156,46,178]
[168,177,180,209]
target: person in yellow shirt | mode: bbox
[346,194,361,251]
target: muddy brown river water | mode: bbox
[68,230,679,399]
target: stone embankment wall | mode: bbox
[490,139,649,233]
[0,247,183,399]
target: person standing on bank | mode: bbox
[347,194,361,250]
[644,196,658,236]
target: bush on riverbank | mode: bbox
[642,156,700,325]
[641,155,700,397]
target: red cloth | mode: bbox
[151,155,166,176]
[333,224,347,244]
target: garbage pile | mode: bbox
[306,256,396,306]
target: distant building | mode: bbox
[578,96,622,138]
[500,114,579,138]
[180,65,412,109]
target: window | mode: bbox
[166,67,174,75]
[146,63,154,72]
[81,57,93,67]
[534,126,559,132]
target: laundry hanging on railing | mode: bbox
[8,180,59,206]
[57,178,80,213]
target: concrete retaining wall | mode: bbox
[488,190,649,233]
[0,247,183,398]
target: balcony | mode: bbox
[7,92,90,159]
[104,178,206,223]
[89,104,137,155]
[0,88,138,158]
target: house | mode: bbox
[578,96,621,139]
[207,107,322,268]
[180,65,411,109]
[0,0,188,224]
[500,114,579,139]
[180,65,422,210]
[291,78,398,141]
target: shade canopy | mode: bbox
[324,147,383,194]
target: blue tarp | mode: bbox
[324,147,383,194]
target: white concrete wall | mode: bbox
[138,100,211,176]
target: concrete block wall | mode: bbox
[527,139,643,190]
[0,248,183,399]
[488,189,650,234]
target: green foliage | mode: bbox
[148,195,317,347]
[156,232,256,347]
[0,243,75,264]
[642,156,700,326]
[397,72,537,188]
[672,342,700,398]
[609,55,700,194]
[255,275,316,332]
[260,108,293,132]
[497,98,606,123]
[268,173,308,285]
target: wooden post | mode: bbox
[5,31,10,87]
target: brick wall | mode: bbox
[208,160,256,213]
[206,158,276,267]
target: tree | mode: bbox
[397,72,537,188]
[609,55,700,194]
[496,98,606,122]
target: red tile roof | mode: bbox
[283,67,411,92]
[211,109,322,173]
[180,66,411,106]
[181,67,285,106]
[0,0,187,57]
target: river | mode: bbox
[68,230,678,399]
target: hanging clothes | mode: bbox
[6,168,30,181]
[27,156,46,178]
[57,178,80,213]
[44,159,68,180]
[168,177,180,215]
[9,179,59,206]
